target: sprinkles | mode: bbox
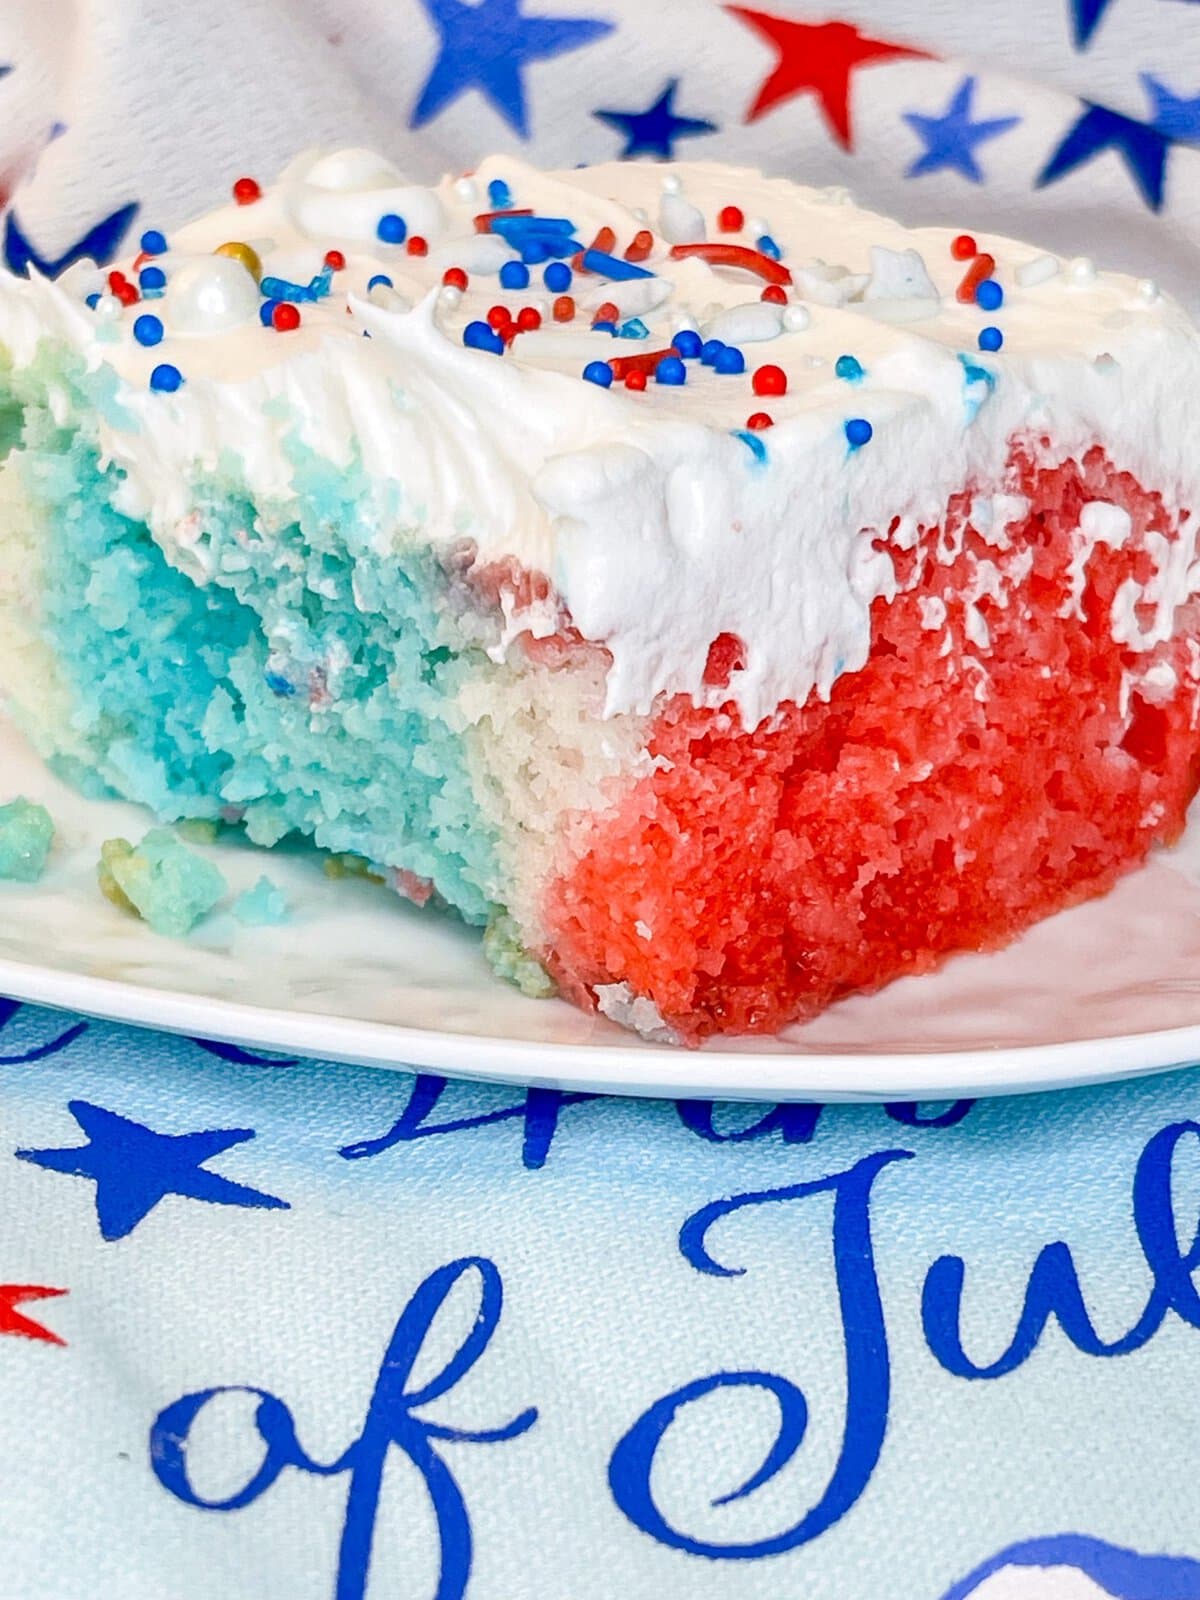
[132,313,164,347]
[582,360,613,387]
[149,362,183,392]
[844,417,873,448]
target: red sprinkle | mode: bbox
[752,364,787,397]
[951,233,978,261]
[272,301,301,331]
[589,225,617,255]
[718,205,745,233]
[233,176,262,206]
[592,300,620,325]
[625,369,648,391]
[668,242,792,286]
[442,267,469,292]
[132,250,151,272]
[760,284,788,305]
[553,295,575,322]
[624,230,654,263]
[324,249,346,271]
[486,304,512,331]
[746,411,774,430]
[114,282,139,306]
[957,251,996,304]
[516,306,542,332]
[107,268,128,291]
[473,208,534,233]
[406,236,428,257]
[608,346,681,380]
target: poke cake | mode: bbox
[1,148,1199,1045]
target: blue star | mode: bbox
[1069,0,1115,47]
[412,0,614,138]
[16,1100,289,1241]
[1142,73,1200,144]
[1037,101,1172,211]
[902,76,1020,183]
[594,79,718,159]
[4,201,138,276]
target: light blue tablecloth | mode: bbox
[3,999,1200,1598]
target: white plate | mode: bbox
[4,709,1200,1101]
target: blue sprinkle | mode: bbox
[85,292,101,309]
[700,338,726,366]
[264,671,295,698]
[844,417,873,449]
[592,320,618,335]
[367,273,394,291]
[619,318,649,339]
[489,215,575,239]
[376,213,407,245]
[487,178,512,209]
[714,345,745,375]
[259,298,280,326]
[133,313,164,347]
[522,240,552,264]
[656,356,687,386]
[978,325,1004,351]
[582,360,613,387]
[259,272,328,303]
[499,260,530,290]
[544,261,572,292]
[463,320,505,354]
[149,362,183,393]
[975,278,1004,311]
[733,429,767,464]
[139,228,167,255]
[756,235,782,260]
[308,266,334,300]
[835,353,864,382]
[957,353,996,391]
[674,329,703,360]
[138,265,166,296]
[579,249,653,281]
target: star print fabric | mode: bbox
[3,0,1200,301]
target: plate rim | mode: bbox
[2,952,1197,1103]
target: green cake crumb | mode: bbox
[0,797,55,883]
[98,827,227,938]
[483,912,557,999]
[176,818,221,846]
[233,875,290,927]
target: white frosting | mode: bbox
[2,151,1200,727]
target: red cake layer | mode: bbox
[543,441,1200,1042]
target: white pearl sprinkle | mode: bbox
[1067,256,1096,285]
[782,304,811,332]
[661,173,682,195]
[94,293,121,321]
[748,216,769,238]
[1137,277,1160,302]
[454,177,477,202]
[439,285,463,309]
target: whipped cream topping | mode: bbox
[1,149,1198,726]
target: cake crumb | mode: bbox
[595,982,682,1045]
[98,828,227,938]
[233,875,290,926]
[483,912,557,999]
[0,797,55,883]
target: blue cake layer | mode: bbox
[3,358,502,924]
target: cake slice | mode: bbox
[2,149,1200,1044]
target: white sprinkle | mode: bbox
[1137,277,1160,302]
[782,304,811,332]
[580,276,672,317]
[94,293,122,321]
[863,245,939,302]
[439,284,463,309]
[1067,256,1096,285]
[659,191,706,244]
[430,234,517,274]
[747,216,769,238]
[453,176,477,202]
[702,302,784,344]
[793,260,870,307]
[1015,253,1060,288]
[661,173,682,195]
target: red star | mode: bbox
[725,8,929,148]
[0,1284,67,1346]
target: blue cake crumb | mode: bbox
[0,797,55,882]
[233,875,290,926]
[98,827,227,937]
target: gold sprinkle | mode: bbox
[214,240,262,282]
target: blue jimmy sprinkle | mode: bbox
[835,353,864,382]
[579,249,653,281]
[733,429,768,464]
[487,178,512,209]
